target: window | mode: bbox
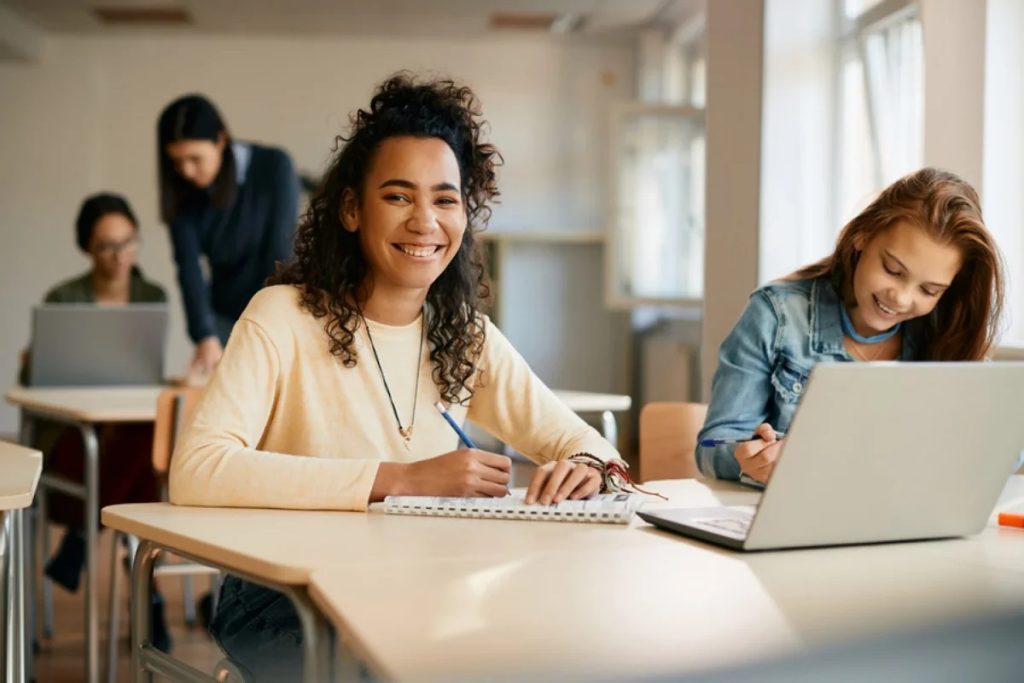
[759,0,923,283]
[835,0,923,226]
[608,20,706,307]
[609,104,704,305]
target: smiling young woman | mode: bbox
[696,167,1006,485]
[167,74,623,680]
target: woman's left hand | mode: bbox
[525,459,602,505]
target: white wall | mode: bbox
[0,32,633,433]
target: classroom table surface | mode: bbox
[551,390,631,413]
[0,442,42,511]
[102,481,757,585]
[306,477,1024,682]
[5,385,163,423]
[104,478,1024,681]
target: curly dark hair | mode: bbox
[270,73,502,404]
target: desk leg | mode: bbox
[11,508,26,683]
[81,423,100,683]
[130,541,159,683]
[17,414,37,682]
[282,586,332,683]
[600,410,618,446]
[2,511,9,682]
[2,508,27,683]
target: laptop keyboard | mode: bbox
[691,509,754,537]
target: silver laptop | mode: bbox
[638,362,1024,551]
[29,304,168,386]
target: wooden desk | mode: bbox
[307,477,1024,682]
[1,442,42,683]
[5,385,162,683]
[104,478,1024,682]
[552,390,632,443]
[102,482,743,682]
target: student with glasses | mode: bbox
[18,192,174,650]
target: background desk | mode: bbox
[306,477,1024,682]
[5,385,162,683]
[552,390,631,444]
[1,442,42,683]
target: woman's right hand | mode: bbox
[186,336,224,385]
[371,449,511,501]
[734,422,785,484]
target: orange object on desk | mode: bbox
[998,512,1024,528]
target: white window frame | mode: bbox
[605,101,705,310]
[832,0,922,231]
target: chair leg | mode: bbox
[106,531,123,683]
[126,534,139,569]
[210,573,222,617]
[182,573,196,626]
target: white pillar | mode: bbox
[920,0,987,189]
[701,0,765,399]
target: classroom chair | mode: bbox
[105,386,224,683]
[638,402,708,482]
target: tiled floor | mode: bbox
[31,524,223,682]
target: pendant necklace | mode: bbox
[360,308,425,450]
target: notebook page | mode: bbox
[371,490,640,524]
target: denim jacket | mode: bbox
[696,276,920,480]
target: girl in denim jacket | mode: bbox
[698,168,1005,483]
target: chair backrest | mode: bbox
[638,402,708,482]
[151,386,204,474]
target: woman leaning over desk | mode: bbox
[169,74,623,680]
[157,94,300,380]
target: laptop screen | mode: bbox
[29,304,168,386]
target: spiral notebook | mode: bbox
[370,491,641,524]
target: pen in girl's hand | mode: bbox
[434,401,477,449]
[700,432,786,448]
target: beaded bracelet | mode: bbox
[568,453,668,500]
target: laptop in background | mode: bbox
[29,304,168,386]
[638,362,1024,551]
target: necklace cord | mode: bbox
[360,308,426,438]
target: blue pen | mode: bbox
[700,433,786,448]
[434,401,477,448]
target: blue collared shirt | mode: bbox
[696,276,922,480]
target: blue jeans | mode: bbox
[211,576,302,682]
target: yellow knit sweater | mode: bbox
[169,285,619,511]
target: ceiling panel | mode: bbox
[1,0,674,38]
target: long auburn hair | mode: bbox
[790,167,1004,360]
[270,74,502,404]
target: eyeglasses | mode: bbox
[92,237,140,256]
